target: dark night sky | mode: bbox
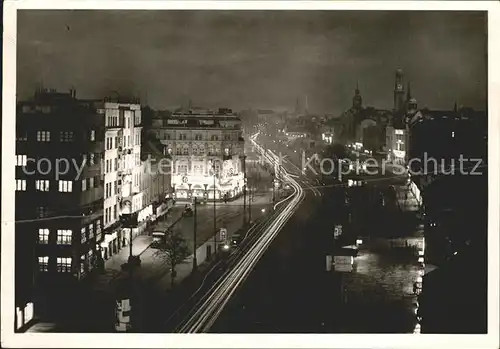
[17,10,487,115]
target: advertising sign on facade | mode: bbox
[219,228,227,243]
[334,225,342,239]
[333,255,354,273]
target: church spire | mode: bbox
[352,80,362,109]
[406,82,412,101]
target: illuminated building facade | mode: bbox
[153,108,245,201]
[98,100,143,260]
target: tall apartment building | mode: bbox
[151,108,245,201]
[97,100,143,260]
[15,89,104,330]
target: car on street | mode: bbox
[231,233,242,248]
[151,231,167,248]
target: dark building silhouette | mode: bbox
[15,89,104,330]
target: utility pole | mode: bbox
[213,173,217,254]
[242,155,247,226]
[193,196,198,271]
[248,186,252,223]
[243,185,247,226]
[272,175,276,204]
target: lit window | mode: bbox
[58,180,72,192]
[56,257,72,273]
[89,153,95,166]
[59,131,74,142]
[35,180,50,191]
[38,229,49,244]
[16,155,27,166]
[37,206,48,218]
[57,229,72,245]
[16,179,26,191]
[82,178,87,191]
[38,256,49,271]
[90,130,96,141]
[89,177,94,188]
[88,224,94,239]
[16,131,28,141]
[95,220,102,241]
[81,227,87,243]
[36,131,51,142]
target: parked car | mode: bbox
[151,231,166,248]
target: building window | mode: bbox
[195,134,203,141]
[57,229,72,245]
[179,134,187,140]
[89,177,94,188]
[58,180,73,192]
[211,135,219,141]
[183,147,189,155]
[105,182,112,198]
[82,178,87,191]
[89,153,95,166]
[36,180,50,191]
[38,229,49,244]
[96,219,102,241]
[114,158,118,171]
[56,257,72,273]
[194,165,203,175]
[16,179,26,191]
[16,131,28,141]
[38,256,49,272]
[37,131,51,142]
[176,147,182,155]
[16,155,27,166]
[37,206,48,218]
[224,134,231,141]
[90,130,96,141]
[60,131,74,142]
[81,227,87,244]
[106,159,110,174]
[88,224,94,239]
[113,205,117,220]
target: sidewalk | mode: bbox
[88,206,185,294]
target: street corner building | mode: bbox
[14,89,171,331]
[149,107,246,203]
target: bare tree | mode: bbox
[153,230,190,287]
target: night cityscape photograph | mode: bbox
[2,2,499,348]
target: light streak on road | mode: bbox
[175,133,305,333]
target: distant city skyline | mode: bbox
[17,10,487,114]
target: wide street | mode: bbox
[208,133,423,333]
